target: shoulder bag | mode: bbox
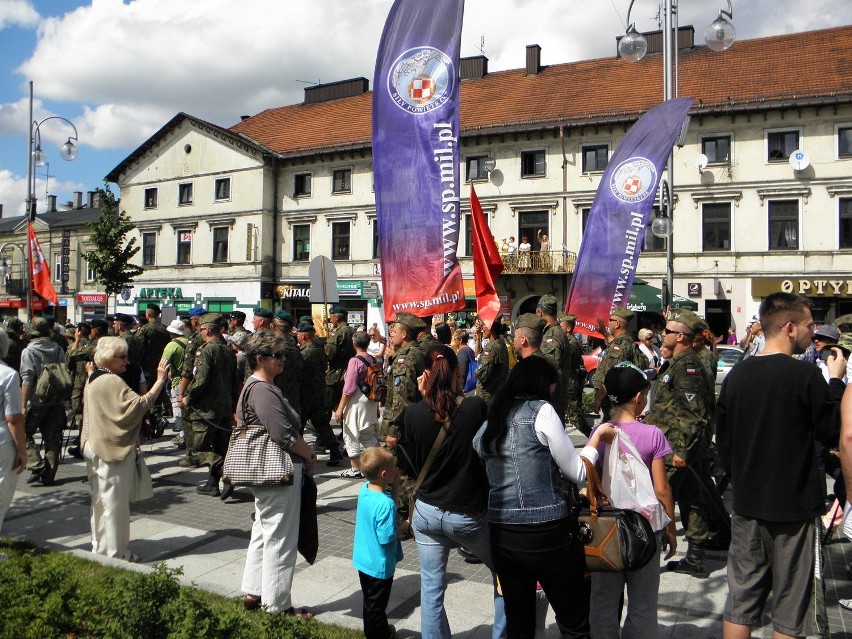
[398,420,451,538]
[130,447,154,503]
[577,456,656,572]
[222,380,294,487]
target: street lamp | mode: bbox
[24,80,79,319]
[0,243,28,308]
[619,0,734,307]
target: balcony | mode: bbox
[500,250,577,275]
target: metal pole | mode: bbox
[25,81,34,321]
[663,1,675,308]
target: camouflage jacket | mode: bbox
[540,323,571,414]
[645,348,712,465]
[476,338,509,405]
[135,320,172,382]
[185,340,239,420]
[594,333,647,389]
[325,323,355,386]
[300,338,328,413]
[382,342,426,439]
[67,337,95,408]
[181,330,202,380]
[417,332,441,357]
[274,334,303,415]
[565,332,583,400]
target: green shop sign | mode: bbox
[139,288,183,299]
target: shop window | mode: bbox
[176,230,192,264]
[144,187,158,209]
[767,130,799,162]
[212,227,229,263]
[293,224,310,261]
[215,177,231,201]
[768,200,799,250]
[332,221,350,260]
[178,182,193,205]
[702,202,731,250]
[702,135,731,164]
[581,145,608,173]
[332,169,351,194]
[142,232,156,265]
[520,150,546,177]
[840,197,852,249]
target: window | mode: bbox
[332,169,351,194]
[463,211,491,256]
[206,299,235,313]
[521,150,546,177]
[768,200,799,250]
[466,156,489,181]
[839,127,852,158]
[144,187,158,209]
[178,182,193,205]
[293,224,310,261]
[54,254,62,283]
[767,130,799,161]
[702,203,731,251]
[581,145,608,173]
[294,173,311,198]
[702,135,731,164]
[176,230,192,264]
[643,208,666,252]
[840,198,852,249]
[581,207,591,238]
[372,221,381,259]
[142,232,156,265]
[212,227,228,263]
[332,222,350,260]
[85,260,96,282]
[214,177,231,201]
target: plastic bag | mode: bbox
[602,429,670,532]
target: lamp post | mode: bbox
[24,80,79,320]
[0,243,29,310]
[619,0,734,307]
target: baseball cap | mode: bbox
[188,307,207,318]
[604,363,651,406]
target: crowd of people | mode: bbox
[0,293,850,638]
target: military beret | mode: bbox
[5,318,23,332]
[329,305,346,316]
[114,313,135,325]
[89,319,109,332]
[297,321,316,333]
[672,309,704,334]
[394,312,427,331]
[188,307,207,317]
[26,317,52,337]
[834,314,852,329]
[253,307,273,319]
[515,313,545,332]
[105,314,115,322]
[537,294,559,314]
[76,322,92,330]
[146,303,161,314]
[199,313,224,327]
[559,314,577,323]
[230,310,246,321]
[299,315,313,324]
[274,310,293,322]
[611,307,635,324]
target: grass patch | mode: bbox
[0,539,363,639]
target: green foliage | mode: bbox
[0,539,363,639]
[85,183,144,296]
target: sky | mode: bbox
[0,0,848,218]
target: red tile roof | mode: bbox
[232,25,851,159]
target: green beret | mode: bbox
[394,312,427,331]
[611,307,635,324]
[199,313,224,327]
[299,315,313,324]
[559,314,577,323]
[296,321,316,333]
[515,313,545,332]
[537,294,559,314]
[253,307,273,319]
[274,310,293,322]
[672,309,704,334]
[329,305,346,315]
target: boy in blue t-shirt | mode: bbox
[353,447,408,639]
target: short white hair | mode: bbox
[94,336,128,368]
[638,328,654,341]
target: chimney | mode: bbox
[87,191,96,208]
[47,195,57,212]
[460,56,488,80]
[304,77,369,105]
[92,191,101,208]
[240,115,250,121]
[73,191,83,209]
[525,44,542,76]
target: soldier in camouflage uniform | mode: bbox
[184,314,240,497]
[177,307,207,466]
[646,309,723,578]
[113,313,143,369]
[559,314,585,433]
[325,305,355,434]
[593,307,647,421]
[415,317,441,356]
[475,317,509,406]
[512,313,545,360]
[271,310,303,417]
[228,310,250,339]
[296,321,343,465]
[65,322,93,459]
[135,304,172,387]
[536,296,571,419]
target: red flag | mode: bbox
[470,185,503,327]
[28,223,58,306]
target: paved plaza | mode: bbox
[3,428,851,638]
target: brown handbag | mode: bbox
[577,457,656,572]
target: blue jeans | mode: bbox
[412,499,506,639]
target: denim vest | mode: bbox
[474,399,570,524]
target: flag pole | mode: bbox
[25,81,34,321]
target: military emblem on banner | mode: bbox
[387,46,453,115]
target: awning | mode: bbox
[627,282,698,313]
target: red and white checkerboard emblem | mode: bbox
[408,75,435,103]
[622,175,642,196]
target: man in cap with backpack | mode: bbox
[20,317,68,485]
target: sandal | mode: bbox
[840,599,852,611]
[340,467,363,479]
[284,607,314,620]
[243,594,262,610]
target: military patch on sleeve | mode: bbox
[662,374,671,384]
[612,346,621,352]
[686,367,697,375]
[394,377,401,387]
[397,359,405,364]
[684,392,696,402]
[546,338,554,343]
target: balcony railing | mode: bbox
[500,250,577,274]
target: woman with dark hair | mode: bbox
[399,344,506,639]
[474,356,616,638]
[475,318,509,406]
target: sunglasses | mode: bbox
[664,327,692,337]
[262,351,285,360]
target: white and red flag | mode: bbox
[28,223,58,306]
[470,185,503,327]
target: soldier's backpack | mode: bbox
[34,362,73,403]
[355,355,388,404]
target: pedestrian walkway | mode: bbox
[3,431,851,638]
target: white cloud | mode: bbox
[0,0,39,31]
[0,168,84,218]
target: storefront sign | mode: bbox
[277,281,375,300]
[139,287,183,299]
[752,278,852,298]
[687,283,702,297]
[77,293,108,304]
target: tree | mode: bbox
[85,184,144,296]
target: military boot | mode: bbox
[195,472,221,497]
[666,543,709,578]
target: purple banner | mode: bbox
[565,98,694,336]
[373,0,466,321]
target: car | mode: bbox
[582,346,602,387]
[715,345,744,390]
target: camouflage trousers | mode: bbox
[25,403,68,482]
[301,404,341,452]
[389,444,415,517]
[186,415,232,473]
[667,460,727,545]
